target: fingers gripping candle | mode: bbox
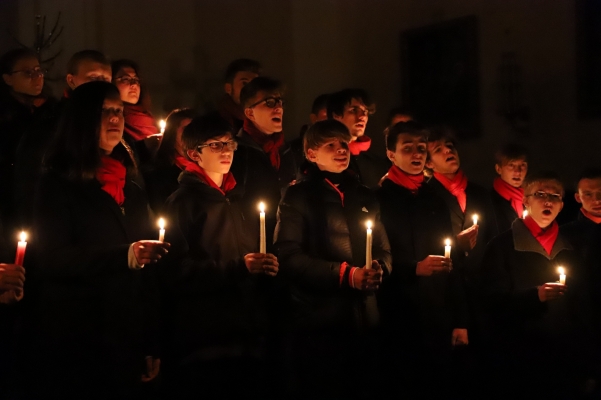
[259,202,266,254]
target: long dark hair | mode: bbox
[44,81,135,180]
[154,108,197,167]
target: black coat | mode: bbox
[143,163,181,215]
[28,171,157,395]
[377,180,468,341]
[490,189,521,234]
[274,167,392,333]
[347,149,390,190]
[161,171,266,366]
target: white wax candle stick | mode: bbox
[259,202,266,253]
[444,238,451,259]
[14,231,27,266]
[365,221,373,269]
[558,266,566,285]
[158,218,165,242]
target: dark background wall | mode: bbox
[3,0,600,187]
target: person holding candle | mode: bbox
[145,108,197,214]
[490,143,529,233]
[27,81,169,398]
[160,112,278,398]
[479,172,595,397]
[377,121,468,398]
[274,119,391,399]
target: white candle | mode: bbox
[158,218,165,242]
[14,231,27,266]
[444,238,451,259]
[365,220,373,269]
[523,210,528,219]
[472,214,479,226]
[558,266,566,285]
[159,119,166,134]
[259,202,266,253]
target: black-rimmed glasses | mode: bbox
[525,191,562,202]
[249,96,285,109]
[9,68,47,79]
[197,140,238,153]
[115,76,141,86]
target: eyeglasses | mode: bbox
[115,76,141,86]
[249,96,285,109]
[197,140,238,153]
[9,68,47,79]
[526,191,562,202]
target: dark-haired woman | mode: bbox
[28,81,169,398]
[112,59,159,169]
[144,108,196,213]
[0,48,56,235]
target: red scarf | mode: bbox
[217,94,245,126]
[348,136,371,156]
[493,177,524,218]
[434,170,468,212]
[523,216,559,256]
[581,208,601,224]
[386,165,423,194]
[184,162,236,195]
[124,104,158,142]
[174,154,196,171]
[96,156,126,206]
[243,118,285,170]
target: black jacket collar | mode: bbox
[512,218,572,260]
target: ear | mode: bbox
[309,113,317,124]
[244,107,254,121]
[386,149,395,163]
[575,192,582,204]
[224,82,232,96]
[66,74,77,90]
[494,164,502,175]
[2,73,13,87]
[186,149,201,162]
[332,113,343,122]
[306,148,317,162]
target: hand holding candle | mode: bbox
[365,220,373,269]
[259,202,266,254]
[158,218,165,242]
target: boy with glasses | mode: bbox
[162,112,278,398]
[479,172,595,397]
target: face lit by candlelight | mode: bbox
[387,133,427,175]
[99,97,124,154]
[426,139,460,176]
[244,90,284,135]
[67,60,111,90]
[187,133,235,176]
[496,157,528,188]
[226,70,259,105]
[2,56,44,96]
[306,138,350,173]
[523,180,564,228]
[114,67,141,105]
[575,177,601,217]
[333,98,369,139]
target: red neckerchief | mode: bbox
[243,118,285,170]
[96,156,126,206]
[386,165,423,194]
[184,162,236,195]
[434,170,468,212]
[493,177,524,218]
[217,94,245,126]
[174,154,196,171]
[348,136,371,156]
[581,208,601,224]
[124,104,158,141]
[523,216,559,256]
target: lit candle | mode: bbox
[259,202,266,253]
[14,231,27,266]
[159,119,166,134]
[523,210,528,219]
[158,218,165,242]
[472,214,479,226]
[444,238,451,259]
[558,266,566,285]
[365,220,373,269]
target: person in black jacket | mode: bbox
[479,172,596,398]
[274,119,392,400]
[327,88,389,189]
[26,81,169,399]
[491,143,529,233]
[377,122,467,398]
[144,108,196,214]
[161,112,279,399]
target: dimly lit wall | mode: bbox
[5,0,600,186]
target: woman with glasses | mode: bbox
[0,48,56,235]
[112,59,159,169]
[161,112,278,398]
[27,81,169,398]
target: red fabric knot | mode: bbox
[243,118,284,170]
[523,216,559,256]
[434,170,468,213]
[348,136,371,156]
[185,162,236,195]
[96,156,126,206]
[493,177,524,218]
[386,165,424,194]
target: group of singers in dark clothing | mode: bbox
[1,48,600,400]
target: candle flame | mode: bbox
[523,210,528,219]
[472,214,479,224]
[558,266,565,275]
[19,231,27,242]
[259,202,265,213]
[158,218,165,229]
[366,220,373,230]
[445,238,451,246]
[159,119,166,130]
